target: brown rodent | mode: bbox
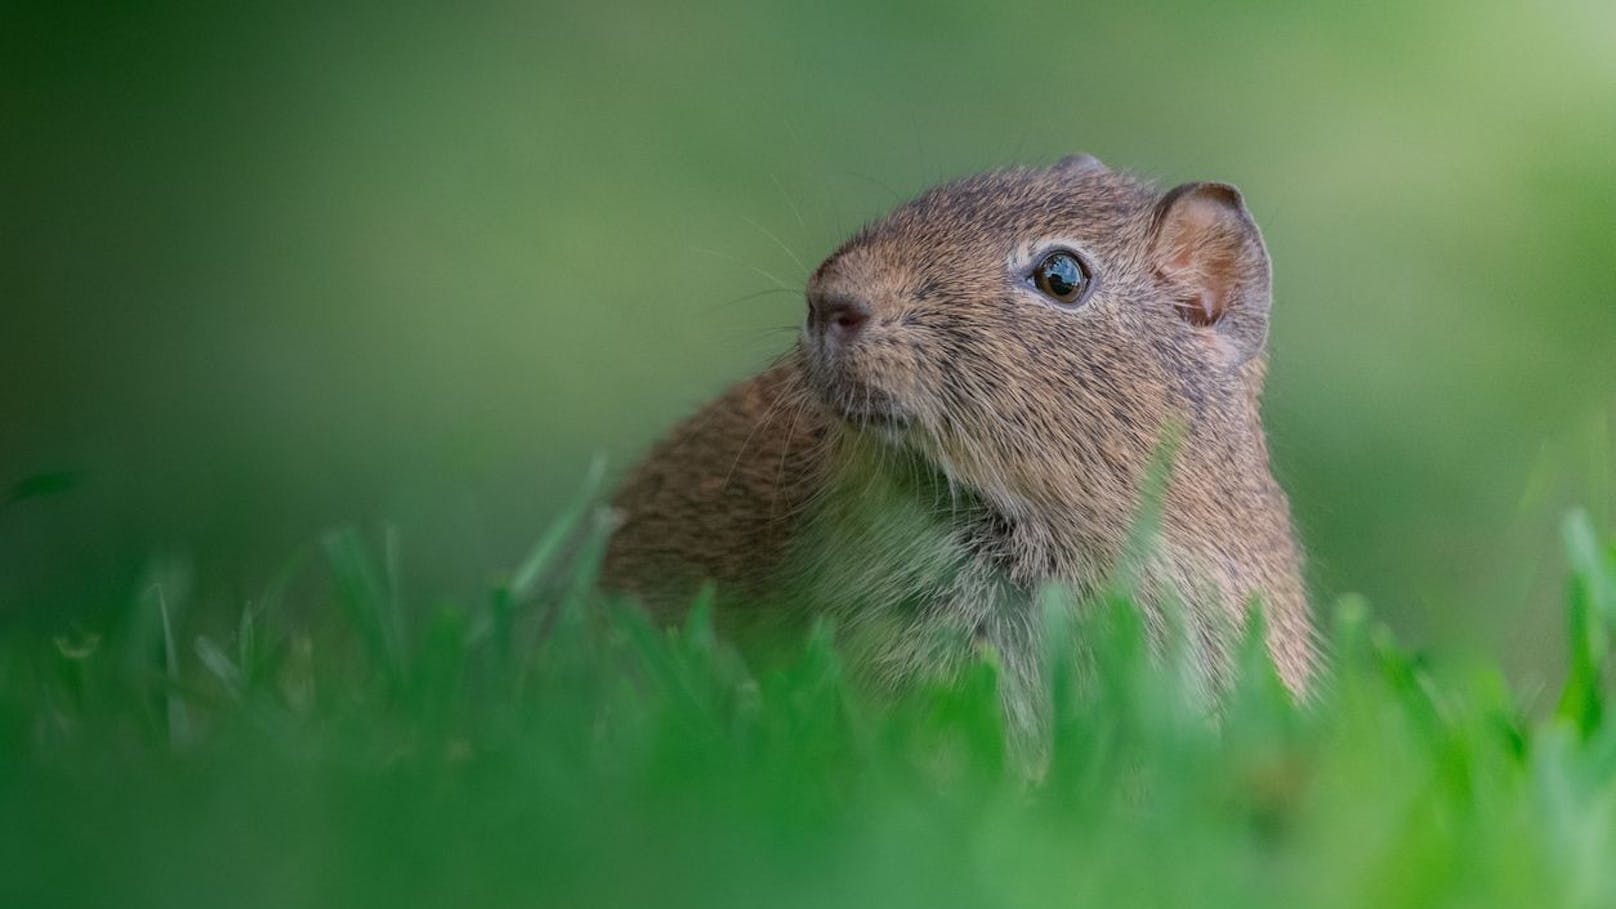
[603,155,1316,722]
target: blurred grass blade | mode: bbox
[1110,423,1184,596]
[194,635,243,700]
[1557,509,1613,737]
[1563,509,1615,620]
[0,469,84,511]
[156,583,193,747]
[321,527,405,686]
[509,456,608,602]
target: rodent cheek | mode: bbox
[852,337,914,394]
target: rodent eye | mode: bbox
[1030,250,1091,306]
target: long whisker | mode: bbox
[770,173,809,233]
[720,383,801,493]
[711,287,801,310]
[688,246,795,292]
[771,392,814,523]
[741,215,809,277]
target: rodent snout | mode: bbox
[807,292,871,347]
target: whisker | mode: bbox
[720,383,800,493]
[838,170,904,204]
[771,394,814,523]
[710,287,801,311]
[741,215,809,277]
[688,246,795,291]
[770,173,809,233]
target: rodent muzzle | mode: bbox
[803,288,918,434]
[806,291,871,348]
[801,340,912,434]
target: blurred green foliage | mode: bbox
[2,0,1613,682]
[3,500,1616,907]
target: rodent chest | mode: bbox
[781,444,1027,622]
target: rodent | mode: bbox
[603,155,1317,724]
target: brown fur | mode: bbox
[603,158,1317,714]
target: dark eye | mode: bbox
[1031,250,1091,305]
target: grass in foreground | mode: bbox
[2,504,1615,909]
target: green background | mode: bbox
[3,0,1612,680]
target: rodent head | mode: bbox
[800,155,1275,523]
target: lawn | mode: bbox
[4,491,1614,909]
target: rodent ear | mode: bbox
[1149,182,1272,366]
[1055,153,1106,175]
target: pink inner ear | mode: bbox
[1162,236,1231,327]
[1157,194,1246,327]
[1150,181,1270,363]
[1179,289,1219,326]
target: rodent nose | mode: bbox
[810,293,871,345]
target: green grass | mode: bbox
[3,501,1614,908]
